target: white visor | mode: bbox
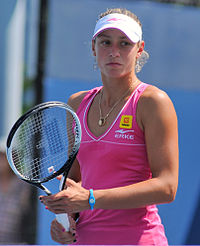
[93,13,142,43]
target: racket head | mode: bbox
[6,101,81,184]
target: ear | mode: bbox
[92,39,96,56]
[136,41,145,59]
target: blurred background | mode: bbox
[0,0,200,245]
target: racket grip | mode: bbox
[56,176,69,231]
[56,213,70,231]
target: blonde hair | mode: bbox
[98,8,142,28]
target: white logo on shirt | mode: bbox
[115,129,134,140]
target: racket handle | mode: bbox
[56,213,70,231]
[56,176,69,231]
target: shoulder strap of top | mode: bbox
[76,86,102,115]
[132,82,151,116]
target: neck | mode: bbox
[100,74,139,106]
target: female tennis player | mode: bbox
[40,8,179,245]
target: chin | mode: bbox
[102,70,127,79]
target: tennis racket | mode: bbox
[6,101,81,231]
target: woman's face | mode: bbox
[92,28,144,79]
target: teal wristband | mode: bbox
[89,189,95,210]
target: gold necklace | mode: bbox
[98,87,131,127]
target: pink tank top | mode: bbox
[75,82,168,245]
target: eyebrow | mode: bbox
[98,33,128,39]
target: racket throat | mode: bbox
[24,179,52,195]
[40,184,52,195]
[59,175,67,191]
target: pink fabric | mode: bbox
[75,83,168,245]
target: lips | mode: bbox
[106,62,122,67]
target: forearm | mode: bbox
[93,177,177,210]
[40,176,177,214]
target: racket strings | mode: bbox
[10,107,77,182]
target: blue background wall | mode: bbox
[0,0,198,245]
[34,1,200,245]
[0,0,199,245]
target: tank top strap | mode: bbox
[76,86,102,115]
[132,82,150,115]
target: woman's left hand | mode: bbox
[50,216,76,244]
[39,178,90,214]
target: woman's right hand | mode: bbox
[50,215,76,244]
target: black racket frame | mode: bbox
[6,101,81,194]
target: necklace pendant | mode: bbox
[98,118,105,126]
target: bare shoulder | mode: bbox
[67,90,89,112]
[139,85,175,112]
[137,85,177,130]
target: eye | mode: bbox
[100,39,111,46]
[120,41,132,47]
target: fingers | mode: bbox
[57,177,76,190]
[39,179,86,214]
[65,178,76,186]
[39,193,65,206]
[39,194,73,214]
[51,219,76,244]
[39,197,61,213]
[69,215,76,231]
[39,190,76,214]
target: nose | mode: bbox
[109,44,120,58]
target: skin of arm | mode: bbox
[40,85,179,213]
